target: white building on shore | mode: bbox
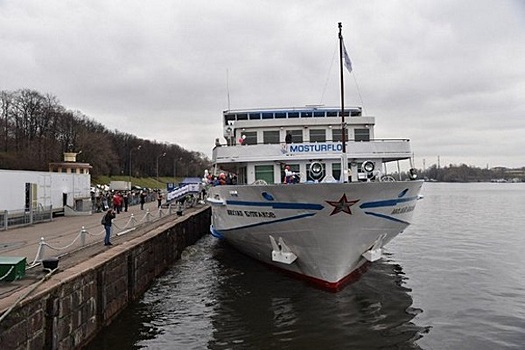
[0,152,92,215]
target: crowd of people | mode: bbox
[91,188,162,213]
[206,172,237,186]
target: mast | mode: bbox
[338,22,349,182]
[338,22,346,154]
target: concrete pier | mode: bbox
[0,204,211,349]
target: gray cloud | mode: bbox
[1,0,524,168]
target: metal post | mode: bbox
[80,226,86,246]
[129,145,142,189]
[156,152,166,182]
[38,237,46,262]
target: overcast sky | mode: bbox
[1,0,524,169]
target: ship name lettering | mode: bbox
[243,211,276,218]
[227,210,244,216]
[391,205,415,215]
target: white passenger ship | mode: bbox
[208,105,423,290]
[208,24,423,291]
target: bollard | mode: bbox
[130,213,137,227]
[80,226,86,246]
[146,208,151,222]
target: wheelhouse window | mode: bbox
[242,131,257,145]
[309,129,326,142]
[332,128,349,142]
[263,130,280,144]
[354,128,370,141]
[224,114,235,125]
[255,165,274,184]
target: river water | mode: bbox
[87,183,525,349]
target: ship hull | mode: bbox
[209,180,423,290]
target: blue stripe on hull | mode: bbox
[363,211,410,225]
[210,225,225,239]
[226,200,324,211]
[359,196,418,209]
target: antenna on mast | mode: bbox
[226,69,231,111]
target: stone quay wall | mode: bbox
[0,206,211,350]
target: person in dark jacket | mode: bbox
[140,191,146,210]
[102,208,116,246]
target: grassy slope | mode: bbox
[91,176,184,190]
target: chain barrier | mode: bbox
[26,202,188,268]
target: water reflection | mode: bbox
[207,241,427,349]
[87,235,429,349]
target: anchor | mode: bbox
[269,235,297,264]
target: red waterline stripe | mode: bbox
[263,261,371,293]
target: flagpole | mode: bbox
[338,22,349,182]
[338,22,346,154]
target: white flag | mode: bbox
[343,42,353,73]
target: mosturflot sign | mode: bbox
[287,142,344,153]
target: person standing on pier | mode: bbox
[102,208,116,246]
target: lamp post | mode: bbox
[129,145,141,189]
[173,156,182,179]
[156,152,166,182]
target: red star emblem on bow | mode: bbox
[325,194,359,216]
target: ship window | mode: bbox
[241,131,257,145]
[288,112,299,118]
[301,112,312,118]
[332,163,341,180]
[327,111,338,117]
[354,128,370,141]
[332,128,348,142]
[249,113,261,120]
[280,164,299,183]
[255,165,274,184]
[263,130,279,144]
[224,114,235,126]
[275,112,286,119]
[314,111,325,117]
[262,112,274,119]
[237,113,248,120]
[309,129,326,142]
[289,130,303,143]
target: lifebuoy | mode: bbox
[309,162,324,180]
[362,161,375,173]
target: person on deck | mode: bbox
[284,166,297,184]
